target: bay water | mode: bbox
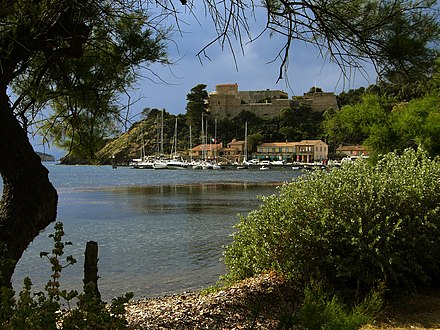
[7,164,302,301]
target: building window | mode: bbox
[271,148,276,153]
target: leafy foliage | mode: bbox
[278,105,325,142]
[278,281,383,330]
[0,223,132,329]
[323,94,393,152]
[185,84,209,142]
[324,89,440,158]
[337,87,367,108]
[8,5,168,163]
[223,148,440,298]
[391,95,440,155]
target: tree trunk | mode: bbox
[0,83,58,289]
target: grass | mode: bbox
[362,288,440,330]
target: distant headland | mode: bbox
[36,152,55,162]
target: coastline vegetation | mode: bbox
[223,148,440,299]
[0,223,133,329]
[1,0,439,327]
[4,148,440,328]
[220,148,440,328]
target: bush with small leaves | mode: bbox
[277,281,383,330]
[223,148,440,297]
[0,222,133,329]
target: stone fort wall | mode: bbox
[208,84,338,119]
[295,92,339,113]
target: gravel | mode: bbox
[125,272,300,329]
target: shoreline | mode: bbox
[125,275,440,329]
[125,272,299,329]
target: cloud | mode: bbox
[130,9,376,117]
[31,5,376,156]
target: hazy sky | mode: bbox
[33,5,377,157]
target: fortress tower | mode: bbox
[208,84,338,120]
[208,84,290,120]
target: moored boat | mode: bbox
[153,159,167,169]
[132,156,155,169]
[166,157,188,170]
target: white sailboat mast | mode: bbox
[174,118,178,157]
[214,118,217,163]
[244,121,248,162]
[189,125,192,162]
[201,113,205,161]
[160,109,164,156]
[206,120,209,161]
[156,113,159,155]
[140,123,145,160]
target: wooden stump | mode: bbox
[84,241,100,298]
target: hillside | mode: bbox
[36,152,55,162]
[96,111,184,165]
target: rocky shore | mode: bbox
[125,275,440,330]
[125,272,300,329]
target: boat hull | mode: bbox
[153,162,167,169]
[166,164,188,170]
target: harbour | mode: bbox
[11,163,303,301]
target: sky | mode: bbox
[125,6,377,116]
[32,4,377,158]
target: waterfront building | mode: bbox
[190,139,252,164]
[255,140,328,163]
[335,145,369,158]
[225,139,251,163]
[189,143,223,160]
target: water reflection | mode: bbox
[14,182,280,300]
[107,182,278,214]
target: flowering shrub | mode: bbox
[223,148,440,296]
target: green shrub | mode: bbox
[0,222,132,329]
[223,148,440,297]
[277,281,383,330]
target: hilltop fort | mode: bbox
[207,83,338,119]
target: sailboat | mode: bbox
[237,121,250,169]
[189,123,203,169]
[153,109,167,169]
[211,118,221,169]
[191,113,208,169]
[132,123,154,169]
[166,118,188,169]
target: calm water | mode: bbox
[5,164,302,301]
